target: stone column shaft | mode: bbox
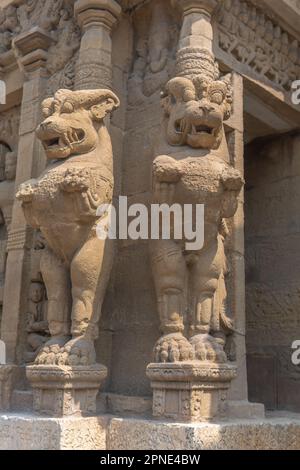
[74,0,121,89]
[177,0,219,51]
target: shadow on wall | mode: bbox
[245,131,300,412]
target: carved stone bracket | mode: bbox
[13,27,55,74]
[27,364,107,416]
[147,362,236,421]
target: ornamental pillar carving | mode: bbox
[146,0,243,422]
[0,28,52,368]
[74,0,121,89]
[16,86,120,416]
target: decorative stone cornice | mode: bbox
[75,0,122,31]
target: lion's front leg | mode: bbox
[35,247,72,365]
[57,234,114,366]
[188,238,227,363]
[150,239,194,363]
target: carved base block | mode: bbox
[1,412,300,450]
[0,365,16,411]
[146,362,237,422]
[26,364,107,417]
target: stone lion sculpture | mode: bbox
[150,48,244,364]
[17,88,120,366]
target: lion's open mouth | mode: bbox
[174,119,215,136]
[42,129,85,152]
[190,124,214,135]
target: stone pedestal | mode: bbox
[146,362,236,422]
[26,364,107,417]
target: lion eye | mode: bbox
[170,94,176,105]
[210,91,224,105]
[61,102,74,113]
[42,107,52,118]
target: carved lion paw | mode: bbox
[190,334,227,363]
[56,336,96,366]
[154,333,195,363]
[34,336,70,365]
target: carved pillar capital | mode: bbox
[175,0,219,16]
[12,27,55,76]
[74,0,121,31]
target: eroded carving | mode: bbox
[0,5,19,54]
[217,0,300,91]
[151,47,243,364]
[25,281,49,363]
[17,88,120,367]
[0,1,80,93]
[128,0,179,105]
[0,148,17,304]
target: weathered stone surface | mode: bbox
[0,413,108,450]
[1,412,300,450]
[0,0,300,435]
[147,362,236,421]
[0,365,16,410]
[245,134,300,412]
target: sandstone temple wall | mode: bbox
[0,0,299,421]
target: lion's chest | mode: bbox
[155,156,225,204]
[26,165,113,223]
[178,160,223,203]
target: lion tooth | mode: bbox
[63,132,72,149]
[72,130,78,142]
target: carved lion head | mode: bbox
[36,89,120,160]
[161,73,232,150]
[160,47,232,150]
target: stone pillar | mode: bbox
[0,28,52,410]
[147,0,247,422]
[1,28,52,364]
[74,0,121,90]
[225,74,264,419]
[177,0,218,51]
